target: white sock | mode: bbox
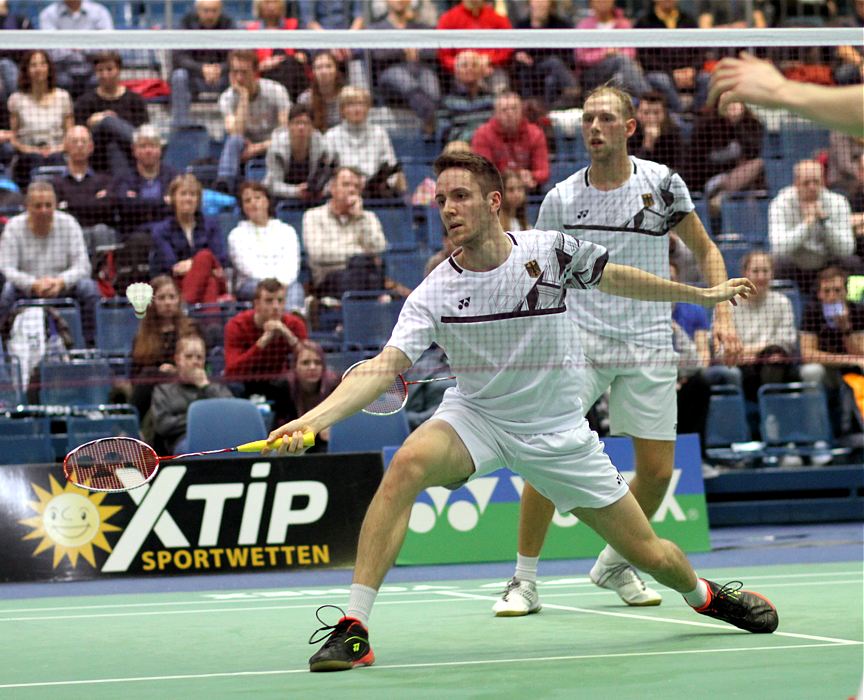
[597,544,627,568]
[682,578,709,608]
[346,583,377,626]
[514,553,539,583]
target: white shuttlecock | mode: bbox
[126,282,154,319]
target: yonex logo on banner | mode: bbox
[408,477,497,533]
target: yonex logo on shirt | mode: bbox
[458,297,471,310]
[575,209,589,219]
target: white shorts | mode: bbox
[431,397,629,513]
[580,336,678,441]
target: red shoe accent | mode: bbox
[693,578,713,612]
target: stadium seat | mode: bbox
[716,236,755,278]
[39,356,113,407]
[704,384,763,464]
[779,128,830,163]
[384,248,428,290]
[341,291,403,351]
[13,298,85,349]
[185,397,267,452]
[65,410,141,452]
[275,202,305,240]
[757,382,847,461]
[164,125,211,173]
[0,415,54,465]
[30,164,67,182]
[720,197,770,244]
[764,157,793,195]
[370,203,418,250]
[328,409,410,454]
[244,157,267,182]
[95,298,139,356]
[771,279,803,330]
[324,349,376,375]
[0,356,22,408]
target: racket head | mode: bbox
[342,360,409,416]
[63,437,160,492]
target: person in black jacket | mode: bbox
[630,91,683,172]
[169,0,236,128]
[686,101,765,213]
[513,0,579,109]
[634,0,705,113]
[51,125,117,252]
[74,51,148,177]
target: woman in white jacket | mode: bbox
[228,181,304,310]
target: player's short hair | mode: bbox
[585,84,636,121]
[254,278,285,299]
[26,180,56,202]
[741,250,772,274]
[433,152,504,198]
[289,103,313,122]
[132,124,163,147]
[229,49,259,70]
[167,174,203,210]
[92,51,122,68]
[817,265,848,286]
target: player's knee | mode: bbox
[627,540,669,574]
[385,445,431,492]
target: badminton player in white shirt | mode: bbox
[266,152,776,672]
[494,85,744,615]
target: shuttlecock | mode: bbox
[126,282,153,319]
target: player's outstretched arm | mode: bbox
[598,262,756,308]
[264,346,412,454]
[707,52,864,138]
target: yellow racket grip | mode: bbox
[236,433,315,452]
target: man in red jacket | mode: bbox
[471,91,550,192]
[437,0,513,94]
[224,277,308,400]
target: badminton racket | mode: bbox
[342,360,455,416]
[63,433,315,493]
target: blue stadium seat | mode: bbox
[275,202,305,240]
[716,236,755,277]
[13,298,85,349]
[65,410,141,452]
[164,125,211,173]
[720,197,770,244]
[370,203,418,250]
[39,356,113,407]
[771,279,803,330]
[757,382,848,461]
[324,349,375,375]
[95,298,139,356]
[764,157,793,196]
[186,397,267,452]
[423,206,445,250]
[244,157,267,182]
[779,128,830,162]
[0,415,54,465]
[0,356,22,409]
[384,248,428,290]
[328,410,410,453]
[341,290,403,351]
[704,385,763,464]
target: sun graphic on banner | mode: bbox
[18,475,122,568]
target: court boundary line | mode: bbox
[438,590,863,645]
[0,642,857,689]
[1,576,862,624]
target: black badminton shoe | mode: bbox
[308,605,375,672]
[693,579,778,633]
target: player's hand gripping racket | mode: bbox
[343,360,455,416]
[63,434,315,493]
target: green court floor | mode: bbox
[0,562,861,699]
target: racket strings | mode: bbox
[65,438,158,491]
[365,376,409,416]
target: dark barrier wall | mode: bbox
[0,453,382,583]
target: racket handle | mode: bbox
[236,433,315,452]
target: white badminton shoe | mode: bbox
[492,577,541,616]
[589,560,663,606]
